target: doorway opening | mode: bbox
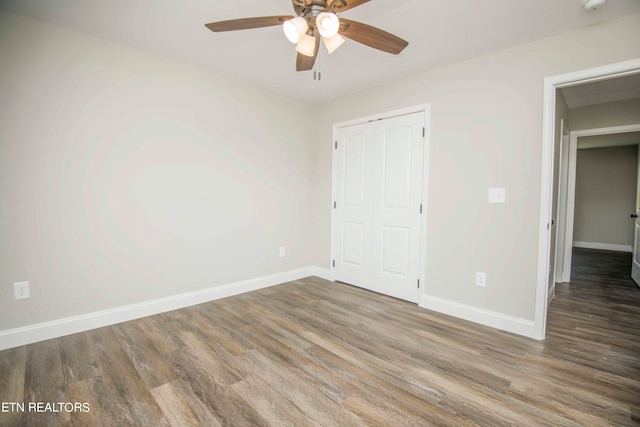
[556,127,640,286]
[537,59,640,340]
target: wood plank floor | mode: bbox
[1,251,639,426]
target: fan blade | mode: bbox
[205,16,293,32]
[328,0,370,12]
[339,18,408,54]
[296,52,315,71]
[296,32,320,71]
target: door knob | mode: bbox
[631,214,638,218]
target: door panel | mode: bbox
[334,111,424,302]
[343,136,367,207]
[342,222,364,266]
[382,129,412,208]
[381,225,410,276]
[372,112,424,302]
[631,145,640,287]
[334,123,374,287]
[632,221,640,286]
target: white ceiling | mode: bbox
[578,131,640,149]
[561,73,640,108]
[2,0,640,104]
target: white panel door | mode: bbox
[334,111,424,303]
[631,145,640,287]
[371,112,424,302]
[334,122,374,287]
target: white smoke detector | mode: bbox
[582,0,607,11]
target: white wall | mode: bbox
[2,8,640,341]
[574,145,638,250]
[312,13,640,323]
[570,98,640,130]
[0,10,316,332]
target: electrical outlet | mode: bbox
[14,281,30,300]
[488,188,506,204]
[475,272,487,287]
[279,247,286,258]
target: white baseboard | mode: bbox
[573,241,632,253]
[0,266,326,351]
[311,266,331,281]
[420,295,538,340]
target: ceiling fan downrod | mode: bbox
[293,0,349,17]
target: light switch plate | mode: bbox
[475,272,487,287]
[488,188,506,204]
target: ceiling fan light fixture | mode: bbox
[323,33,345,54]
[206,0,409,74]
[316,12,339,38]
[283,16,308,43]
[582,0,607,10]
[295,33,316,57]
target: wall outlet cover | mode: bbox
[14,281,30,300]
[488,188,506,204]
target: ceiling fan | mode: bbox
[205,0,409,72]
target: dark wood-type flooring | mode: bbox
[571,246,634,285]
[1,248,639,426]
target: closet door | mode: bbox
[334,121,375,288]
[334,111,424,303]
[371,112,424,303]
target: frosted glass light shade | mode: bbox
[295,33,316,57]
[316,12,339,38]
[283,17,308,44]
[323,33,345,54]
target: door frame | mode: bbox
[330,104,431,305]
[537,59,640,340]
[554,119,571,288]
[559,123,640,283]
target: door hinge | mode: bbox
[417,279,420,288]
[332,260,335,267]
[422,127,425,137]
[420,204,423,214]
[333,201,337,209]
[335,141,337,149]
